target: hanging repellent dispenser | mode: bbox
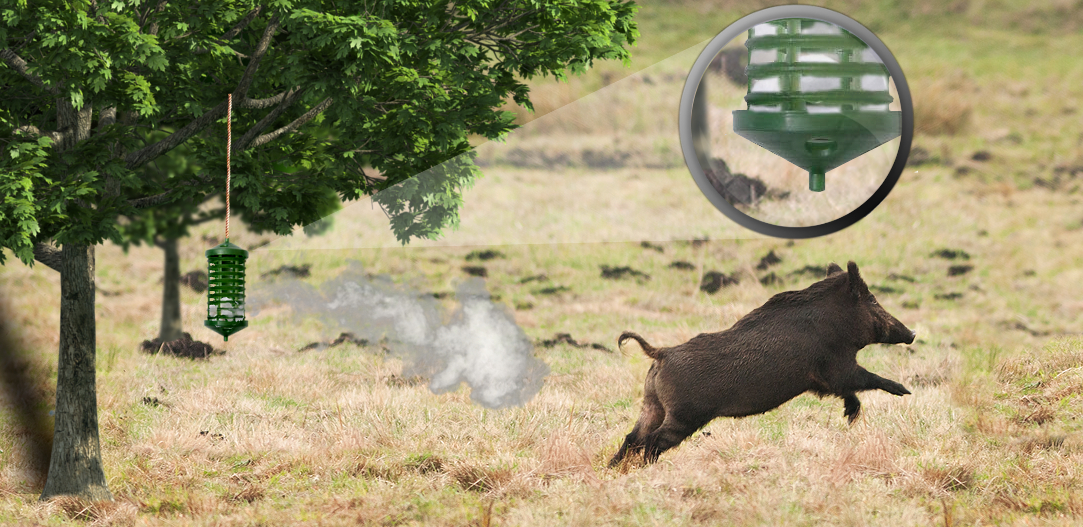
[205,240,248,340]
[733,18,900,192]
[205,94,248,341]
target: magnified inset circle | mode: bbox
[680,5,913,238]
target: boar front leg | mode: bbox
[837,366,910,424]
[850,366,910,396]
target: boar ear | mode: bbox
[826,263,843,276]
[847,261,867,296]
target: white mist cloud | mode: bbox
[249,261,548,408]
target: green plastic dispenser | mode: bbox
[733,18,901,192]
[204,240,248,341]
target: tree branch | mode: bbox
[191,5,263,53]
[138,0,168,32]
[144,0,169,36]
[0,49,59,95]
[233,14,280,101]
[14,125,64,143]
[124,101,228,170]
[88,0,107,24]
[32,242,62,273]
[97,107,116,131]
[240,90,293,110]
[234,87,305,151]
[55,98,92,152]
[124,14,280,169]
[224,6,263,41]
[248,97,334,150]
[97,106,120,197]
[127,172,213,208]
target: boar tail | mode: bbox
[618,332,665,359]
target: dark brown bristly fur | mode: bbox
[609,261,916,468]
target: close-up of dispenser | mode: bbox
[732,18,902,192]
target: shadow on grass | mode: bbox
[0,293,53,490]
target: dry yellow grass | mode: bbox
[3,159,1083,524]
[911,72,975,137]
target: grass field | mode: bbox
[3,1,1083,525]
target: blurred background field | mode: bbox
[3,0,1083,525]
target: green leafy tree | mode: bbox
[116,125,341,344]
[0,0,637,500]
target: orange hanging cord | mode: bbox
[225,94,232,242]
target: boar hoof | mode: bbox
[882,380,911,396]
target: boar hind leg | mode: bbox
[609,394,665,467]
[642,417,698,464]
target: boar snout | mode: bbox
[871,298,915,345]
[882,322,916,345]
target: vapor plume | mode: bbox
[249,261,548,408]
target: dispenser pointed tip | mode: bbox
[809,171,826,192]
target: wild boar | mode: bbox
[610,261,915,467]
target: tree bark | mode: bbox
[33,241,63,273]
[159,237,183,342]
[40,243,112,501]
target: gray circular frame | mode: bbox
[680,5,914,238]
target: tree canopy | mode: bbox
[2,0,638,261]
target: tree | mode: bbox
[116,127,340,344]
[115,129,224,343]
[0,0,637,500]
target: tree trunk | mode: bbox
[159,237,183,342]
[40,243,112,501]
